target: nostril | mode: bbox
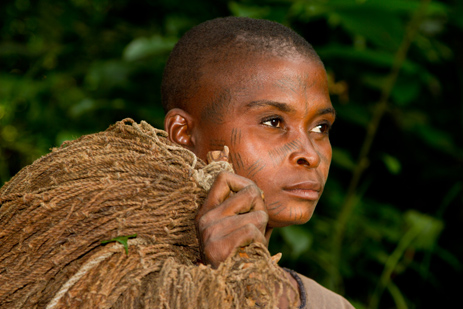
[297,158,310,166]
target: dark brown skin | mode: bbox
[164,54,335,306]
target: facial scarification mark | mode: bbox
[267,201,283,211]
[231,128,241,147]
[268,139,302,167]
[246,159,266,179]
[200,88,232,124]
[229,152,245,171]
[229,152,266,179]
[270,203,287,216]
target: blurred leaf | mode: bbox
[69,98,95,118]
[354,199,404,244]
[449,2,463,30]
[2,125,18,142]
[435,246,462,271]
[56,130,80,146]
[334,102,370,127]
[387,281,409,309]
[229,1,271,19]
[414,123,456,155]
[390,79,421,106]
[362,74,421,106]
[404,210,444,251]
[318,45,421,75]
[395,110,458,156]
[164,15,196,36]
[280,225,312,259]
[84,60,132,92]
[291,0,448,22]
[332,7,403,50]
[381,153,401,175]
[123,35,177,62]
[332,147,355,171]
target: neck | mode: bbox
[265,227,273,244]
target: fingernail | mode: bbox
[206,145,229,164]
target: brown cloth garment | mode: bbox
[294,271,355,308]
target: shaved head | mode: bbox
[161,17,322,114]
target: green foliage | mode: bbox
[280,225,313,259]
[101,234,137,255]
[123,35,177,62]
[1,0,462,308]
[381,153,401,175]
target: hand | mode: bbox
[195,171,268,268]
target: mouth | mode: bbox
[282,181,322,201]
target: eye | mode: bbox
[311,123,331,134]
[262,117,283,128]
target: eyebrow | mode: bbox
[317,107,336,118]
[245,100,336,118]
[245,100,296,113]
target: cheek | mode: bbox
[229,149,267,181]
[229,151,246,175]
[318,142,332,179]
[194,125,231,161]
[227,128,268,178]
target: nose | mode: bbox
[289,136,321,168]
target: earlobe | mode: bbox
[164,108,195,149]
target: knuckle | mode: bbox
[196,213,208,229]
[254,210,269,223]
[241,223,266,245]
[196,214,217,238]
[215,171,229,182]
[244,184,261,197]
[201,217,219,239]
[243,222,258,234]
[202,224,216,242]
[205,240,227,264]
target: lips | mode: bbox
[283,181,322,201]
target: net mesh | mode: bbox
[0,119,298,308]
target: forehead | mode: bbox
[211,54,322,88]
[192,55,330,122]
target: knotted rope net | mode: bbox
[0,119,297,308]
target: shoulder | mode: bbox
[285,269,355,309]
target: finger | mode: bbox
[201,210,268,243]
[198,184,266,229]
[198,172,256,216]
[204,222,268,268]
[207,145,230,164]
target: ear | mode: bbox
[164,108,195,150]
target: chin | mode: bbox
[267,202,317,228]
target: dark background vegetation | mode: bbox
[1,0,461,308]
